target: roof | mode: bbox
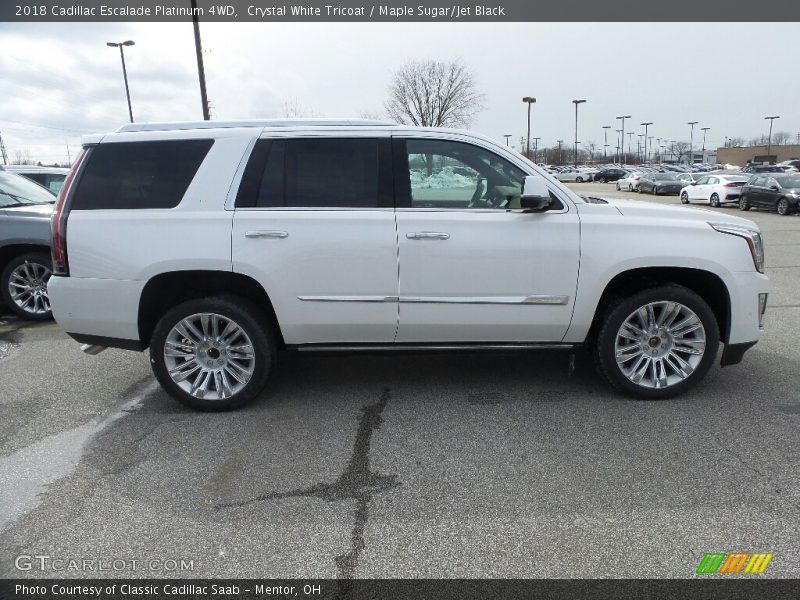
[116,118,396,133]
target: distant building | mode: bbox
[716,144,800,166]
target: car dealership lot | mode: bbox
[1,189,799,578]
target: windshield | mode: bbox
[778,177,800,188]
[654,174,677,181]
[0,171,57,207]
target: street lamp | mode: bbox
[522,97,536,158]
[687,121,698,166]
[503,134,512,146]
[700,127,710,163]
[106,40,135,122]
[602,125,611,160]
[616,115,631,164]
[615,129,622,163]
[641,121,653,164]
[572,99,586,166]
[765,115,780,160]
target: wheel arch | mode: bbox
[0,243,51,272]
[587,266,731,344]
[138,270,285,350]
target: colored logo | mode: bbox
[696,552,773,574]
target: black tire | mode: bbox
[710,193,720,208]
[615,182,620,190]
[1,252,53,321]
[653,186,660,195]
[594,285,720,400]
[777,198,792,216]
[601,177,608,183]
[576,176,584,183]
[150,295,275,411]
[680,191,690,204]
[739,195,751,211]
[628,184,634,192]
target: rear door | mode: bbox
[231,131,398,345]
[393,134,580,342]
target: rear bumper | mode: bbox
[48,275,143,344]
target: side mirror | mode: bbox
[770,185,779,191]
[691,182,697,186]
[520,175,552,212]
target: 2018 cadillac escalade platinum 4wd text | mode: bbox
[47,120,769,411]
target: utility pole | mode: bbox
[532,137,541,163]
[627,132,634,161]
[616,115,631,164]
[503,134,512,146]
[602,125,611,160]
[192,0,211,120]
[557,140,564,165]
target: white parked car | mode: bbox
[680,174,751,207]
[555,167,591,183]
[615,171,640,191]
[48,119,769,410]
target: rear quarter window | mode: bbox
[71,139,213,209]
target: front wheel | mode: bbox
[1,252,53,321]
[576,176,584,183]
[739,195,751,211]
[680,191,690,204]
[777,198,792,216]
[594,285,719,399]
[150,296,275,411]
[601,177,608,183]
[615,182,620,190]
[710,193,720,208]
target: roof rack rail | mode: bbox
[116,118,395,133]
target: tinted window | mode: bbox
[72,140,213,210]
[237,138,389,209]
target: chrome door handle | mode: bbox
[406,232,450,240]
[245,230,289,239]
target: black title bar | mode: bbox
[3,0,800,22]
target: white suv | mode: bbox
[48,120,769,411]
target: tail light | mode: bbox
[52,148,88,276]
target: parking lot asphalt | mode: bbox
[1,186,798,579]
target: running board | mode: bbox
[291,343,577,353]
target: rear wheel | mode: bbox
[150,296,274,411]
[1,252,53,321]
[576,176,584,183]
[739,195,751,211]
[595,285,719,399]
[710,193,720,208]
[680,191,690,204]
[601,177,608,183]
[777,198,792,216]
[615,182,621,190]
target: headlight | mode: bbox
[709,222,765,273]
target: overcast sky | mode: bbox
[1,21,798,164]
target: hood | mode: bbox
[1,203,55,219]
[599,198,759,229]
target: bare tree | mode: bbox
[384,59,485,128]
[357,108,385,121]
[280,97,319,119]
[12,149,35,165]
[772,131,793,146]
[670,141,689,163]
[728,137,746,148]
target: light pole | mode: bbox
[616,115,631,164]
[503,134,512,146]
[106,40,135,122]
[637,135,643,164]
[765,115,780,160]
[572,99,586,166]
[615,129,622,163]
[700,127,710,163]
[687,121,698,166]
[627,132,634,161]
[641,121,653,164]
[602,125,611,160]
[523,97,536,158]
[557,140,564,165]
[532,137,541,163]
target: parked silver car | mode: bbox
[0,167,56,320]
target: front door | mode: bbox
[232,133,398,345]
[393,135,580,343]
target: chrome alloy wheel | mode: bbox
[8,261,51,315]
[614,301,706,389]
[163,312,256,400]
